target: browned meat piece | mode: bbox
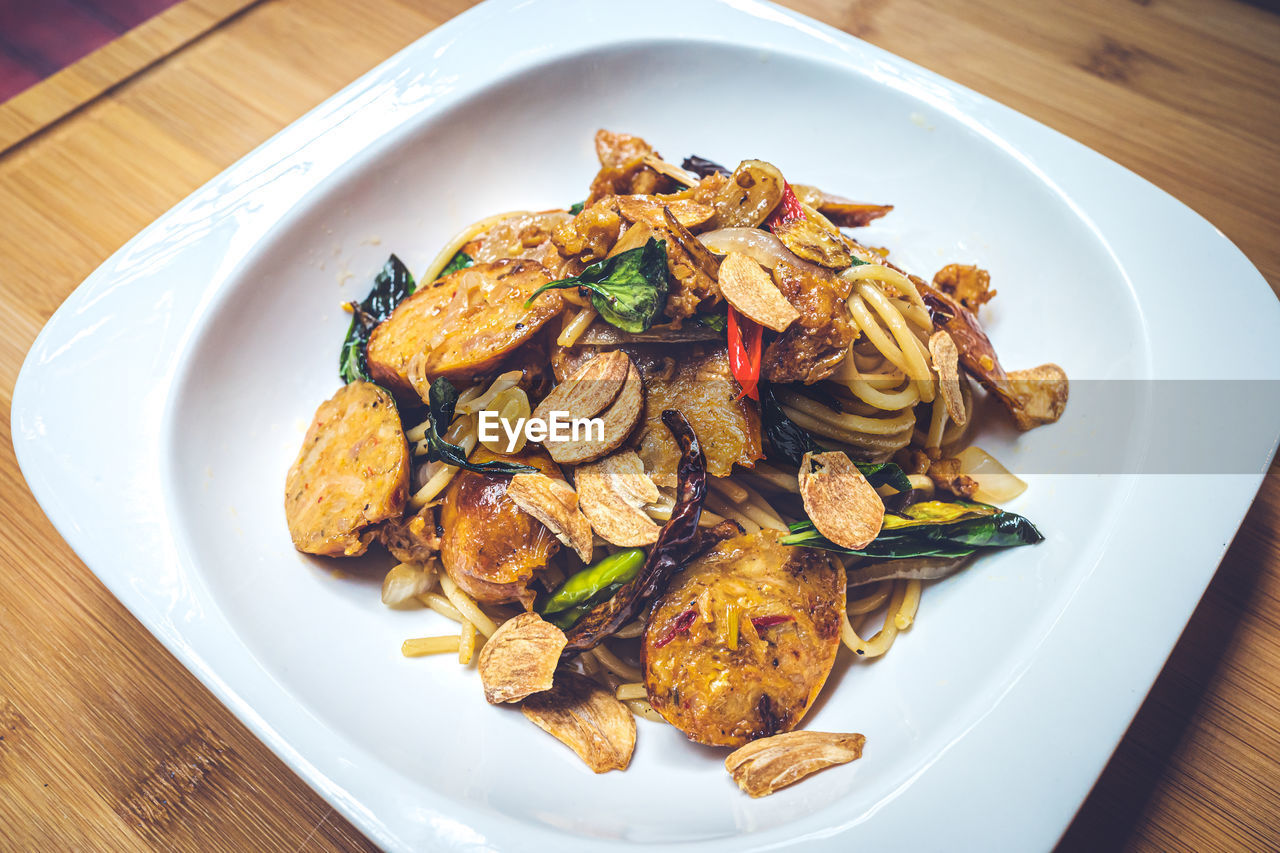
[438,445,562,606]
[933,263,996,312]
[762,261,856,384]
[613,194,714,231]
[557,195,720,323]
[656,171,731,207]
[642,531,845,747]
[630,345,762,487]
[285,382,410,557]
[625,206,720,322]
[771,218,854,269]
[925,457,978,499]
[819,202,893,228]
[549,343,760,484]
[551,199,622,265]
[893,447,932,475]
[380,506,442,564]
[791,185,893,229]
[594,129,652,168]
[586,130,678,205]
[366,259,563,397]
[463,211,574,277]
[919,281,1067,430]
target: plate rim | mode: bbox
[11,0,1280,849]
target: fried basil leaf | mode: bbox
[527,238,669,333]
[681,155,730,178]
[339,254,416,384]
[760,384,911,495]
[781,500,1043,560]
[439,250,473,277]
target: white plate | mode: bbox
[13,0,1280,849]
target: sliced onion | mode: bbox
[477,387,531,454]
[697,228,823,274]
[846,555,972,587]
[382,562,436,607]
[956,446,1028,504]
[457,370,523,415]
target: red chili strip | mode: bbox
[766,182,805,231]
[655,609,698,648]
[750,614,795,631]
[727,306,762,401]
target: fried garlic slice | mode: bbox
[478,612,567,704]
[928,330,967,426]
[547,362,644,466]
[717,251,801,332]
[798,451,884,550]
[1002,363,1069,431]
[574,449,661,547]
[521,671,636,773]
[506,473,594,563]
[532,349,630,425]
[725,730,866,797]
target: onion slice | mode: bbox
[698,228,823,274]
[955,446,1028,504]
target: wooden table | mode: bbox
[1,0,1277,849]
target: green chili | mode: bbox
[540,548,646,617]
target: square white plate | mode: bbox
[13,0,1280,849]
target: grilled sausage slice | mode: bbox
[438,445,563,606]
[642,530,845,746]
[366,259,563,397]
[285,382,410,557]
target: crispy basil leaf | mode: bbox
[423,378,535,475]
[527,238,669,333]
[695,311,728,333]
[781,500,1043,559]
[439,250,473,277]
[856,461,913,495]
[681,155,729,178]
[760,383,820,466]
[339,254,416,384]
[760,383,911,495]
[568,201,585,215]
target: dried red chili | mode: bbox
[562,410,707,654]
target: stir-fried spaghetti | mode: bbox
[284,130,1068,792]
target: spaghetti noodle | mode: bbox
[285,131,1062,782]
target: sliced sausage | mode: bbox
[366,259,563,397]
[438,445,562,606]
[642,530,845,747]
[285,381,410,557]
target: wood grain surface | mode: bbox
[1,0,1277,850]
[0,0,264,154]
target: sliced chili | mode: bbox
[766,182,805,230]
[727,306,762,401]
[654,608,698,649]
[750,614,795,631]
